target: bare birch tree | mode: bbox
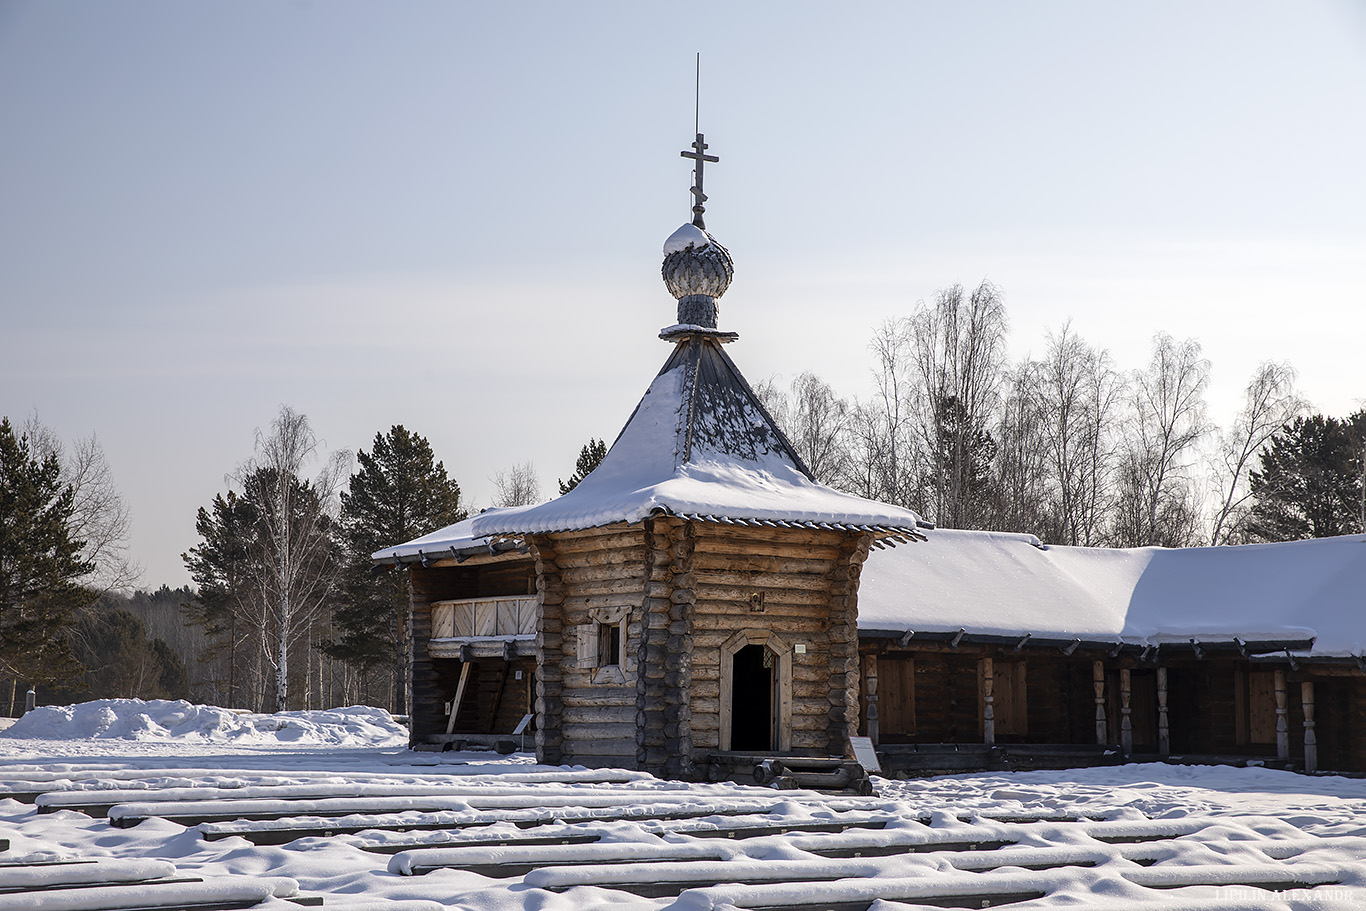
[755,372,852,485]
[235,406,347,711]
[22,415,140,592]
[492,461,541,507]
[1208,361,1305,545]
[1115,333,1211,547]
[843,320,924,509]
[991,360,1050,533]
[908,281,1008,528]
[1035,324,1125,545]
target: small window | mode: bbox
[577,606,629,678]
[599,621,622,667]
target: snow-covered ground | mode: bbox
[4,700,1366,909]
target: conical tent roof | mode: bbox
[469,329,925,538]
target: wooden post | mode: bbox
[1093,660,1108,745]
[865,653,880,746]
[1274,669,1289,762]
[1119,667,1133,755]
[1302,679,1318,773]
[1156,667,1170,756]
[445,661,472,735]
[982,656,996,746]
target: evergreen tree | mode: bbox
[331,426,466,714]
[0,418,93,703]
[61,606,189,701]
[1247,411,1366,541]
[927,396,997,526]
[558,438,607,495]
[182,488,259,707]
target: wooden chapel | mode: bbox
[378,134,925,780]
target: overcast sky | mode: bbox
[2,1,1364,589]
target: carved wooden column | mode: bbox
[1302,679,1318,773]
[1156,667,1170,756]
[981,656,996,746]
[1093,660,1108,745]
[1274,669,1289,762]
[865,652,880,745]
[1119,667,1133,755]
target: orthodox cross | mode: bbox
[681,133,718,230]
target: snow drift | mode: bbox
[0,699,407,746]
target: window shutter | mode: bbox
[577,623,598,669]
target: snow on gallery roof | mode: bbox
[858,528,1366,658]
[372,515,518,563]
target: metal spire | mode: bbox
[679,54,718,230]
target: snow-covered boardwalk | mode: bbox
[6,701,1366,909]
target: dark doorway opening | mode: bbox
[731,644,773,751]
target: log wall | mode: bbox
[688,525,870,758]
[636,516,695,778]
[535,525,649,769]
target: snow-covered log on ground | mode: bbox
[4,701,1366,908]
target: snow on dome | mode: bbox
[1,699,408,746]
[662,226,733,329]
[663,222,710,254]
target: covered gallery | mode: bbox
[857,529,1366,774]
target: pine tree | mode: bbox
[182,489,259,708]
[558,438,607,495]
[1247,411,1366,541]
[0,418,93,701]
[61,606,190,701]
[332,426,466,714]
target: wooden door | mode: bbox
[879,657,916,741]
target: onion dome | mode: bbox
[662,223,733,328]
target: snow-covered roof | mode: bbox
[468,336,925,537]
[858,529,1366,658]
[372,515,513,563]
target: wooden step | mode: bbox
[0,875,298,911]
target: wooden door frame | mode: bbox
[719,629,792,752]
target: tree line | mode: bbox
[2,280,1359,713]
[756,280,1364,548]
[1,408,597,715]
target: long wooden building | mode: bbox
[855,528,1366,775]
